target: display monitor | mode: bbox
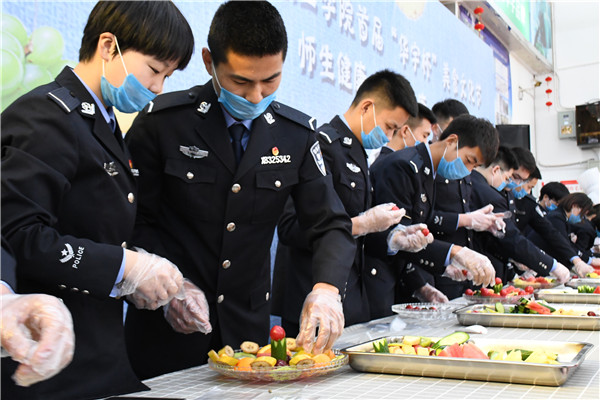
[576,101,600,147]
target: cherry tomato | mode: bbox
[526,276,536,282]
[465,288,474,296]
[525,285,535,294]
[270,325,286,341]
[495,277,502,285]
[500,288,509,297]
[422,228,430,236]
[392,205,400,211]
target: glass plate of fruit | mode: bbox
[512,276,559,289]
[391,302,461,320]
[207,326,348,382]
[462,278,534,304]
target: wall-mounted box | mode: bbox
[557,110,575,139]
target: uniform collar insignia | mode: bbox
[346,162,361,173]
[180,145,208,159]
[197,101,211,114]
[81,102,95,116]
[343,137,353,146]
[421,193,427,203]
[264,112,275,124]
[424,167,430,175]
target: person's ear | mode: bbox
[491,165,501,175]
[359,99,374,116]
[398,125,410,139]
[98,32,115,62]
[201,48,214,76]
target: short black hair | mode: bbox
[590,205,600,230]
[491,146,519,170]
[439,114,499,165]
[510,147,537,174]
[540,181,570,202]
[405,103,437,129]
[208,1,287,66]
[351,69,418,117]
[432,99,470,124]
[79,1,194,70]
[529,166,542,180]
[558,192,593,216]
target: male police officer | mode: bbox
[124,2,356,379]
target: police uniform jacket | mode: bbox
[123,81,355,379]
[1,67,145,399]
[515,195,579,266]
[469,170,555,276]
[570,219,596,257]
[528,208,592,264]
[275,116,370,328]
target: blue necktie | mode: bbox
[229,123,246,166]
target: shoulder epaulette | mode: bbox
[144,87,202,114]
[317,125,341,145]
[270,101,316,131]
[47,87,80,113]
[407,152,424,173]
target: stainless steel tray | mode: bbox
[341,336,593,386]
[536,289,600,304]
[566,278,600,289]
[454,303,600,330]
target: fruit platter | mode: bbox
[340,332,593,386]
[536,286,600,304]
[455,298,600,330]
[512,276,559,289]
[207,326,348,382]
[566,274,600,290]
[391,302,461,320]
[462,278,534,304]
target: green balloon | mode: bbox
[48,59,77,78]
[22,63,53,92]
[27,26,64,66]
[2,31,25,61]
[1,49,24,97]
[1,14,28,47]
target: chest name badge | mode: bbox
[81,102,95,116]
[261,154,291,165]
[346,162,361,173]
[180,145,208,159]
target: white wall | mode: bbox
[511,1,600,190]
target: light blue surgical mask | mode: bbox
[100,36,156,113]
[212,63,276,120]
[568,214,582,224]
[505,179,519,190]
[492,169,507,192]
[437,140,470,180]
[513,186,528,199]
[360,104,389,149]
[547,203,558,211]
[407,126,421,146]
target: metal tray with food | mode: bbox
[340,336,593,386]
[454,303,600,330]
[391,302,462,320]
[566,278,600,289]
[536,288,600,304]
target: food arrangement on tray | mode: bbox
[391,302,461,320]
[462,278,534,304]
[567,274,600,289]
[207,325,347,381]
[512,276,559,289]
[341,332,593,386]
[536,287,600,304]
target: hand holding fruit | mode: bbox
[450,247,495,287]
[591,258,600,268]
[354,203,405,236]
[551,262,571,284]
[414,283,449,303]
[573,259,594,279]
[296,285,344,355]
[120,248,184,310]
[442,264,470,281]
[387,223,433,253]
[163,279,212,334]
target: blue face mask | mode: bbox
[568,214,582,224]
[513,186,528,199]
[100,37,156,113]
[505,179,519,190]
[360,104,389,149]
[492,169,507,192]
[437,140,470,180]
[407,126,421,146]
[547,203,558,211]
[212,63,276,120]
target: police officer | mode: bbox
[274,70,419,333]
[123,2,356,379]
[1,2,194,399]
[370,115,501,290]
[538,182,570,215]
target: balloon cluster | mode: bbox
[1,13,75,111]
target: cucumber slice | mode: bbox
[495,302,505,313]
[431,331,470,350]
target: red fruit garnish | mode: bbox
[422,228,430,236]
[525,286,535,294]
[392,205,400,211]
[573,275,579,279]
[588,311,597,316]
[462,270,468,276]
[465,289,474,296]
[495,277,502,285]
[594,286,600,294]
[500,288,509,297]
[270,325,286,341]
[406,304,413,309]
[518,289,527,295]
[526,277,536,282]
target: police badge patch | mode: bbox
[310,141,326,176]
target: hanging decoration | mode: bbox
[473,6,485,36]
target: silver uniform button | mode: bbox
[71,287,79,292]
[217,295,224,303]
[82,290,90,295]
[121,241,127,248]
[222,260,231,269]
[186,172,194,180]
[266,292,270,301]
[370,268,377,276]
[274,180,281,188]
[350,182,356,188]
[232,183,241,193]
[128,193,135,203]
[59,284,66,289]
[226,222,236,232]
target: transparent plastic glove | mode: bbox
[513,261,537,280]
[355,203,405,236]
[573,259,594,277]
[591,258,600,268]
[466,204,505,233]
[1,293,74,387]
[551,262,571,284]
[569,233,577,244]
[450,247,495,287]
[387,223,433,253]
[163,279,212,334]
[414,283,449,303]
[296,287,344,355]
[441,264,470,282]
[119,248,184,310]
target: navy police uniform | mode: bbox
[274,116,370,333]
[123,81,355,379]
[469,170,555,280]
[1,68,146,400]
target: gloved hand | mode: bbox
[513,261,537,280]
[119,248,184,310]
[163,279,212,334]
[414,283,449,303]
[441,264,469,281]
[354,203,405,236]
[551,262,571,284]
[573,259,594,277]
[465,205,506,234]
[1,293,74,387]
[296,286,344,355]
[591,258,600,268]
[387,223,433,253]
[450,247,495,287]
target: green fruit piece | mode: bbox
[1,49,24,97]
[495,302,505,313]
[419,337,432,347]
[2,31,25,61]
[22,63,53,92]
[271,338,287,361]
[1,14,28,46]
[431,332,470,350]
[233,352,256,359]
[27,26,64,66]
